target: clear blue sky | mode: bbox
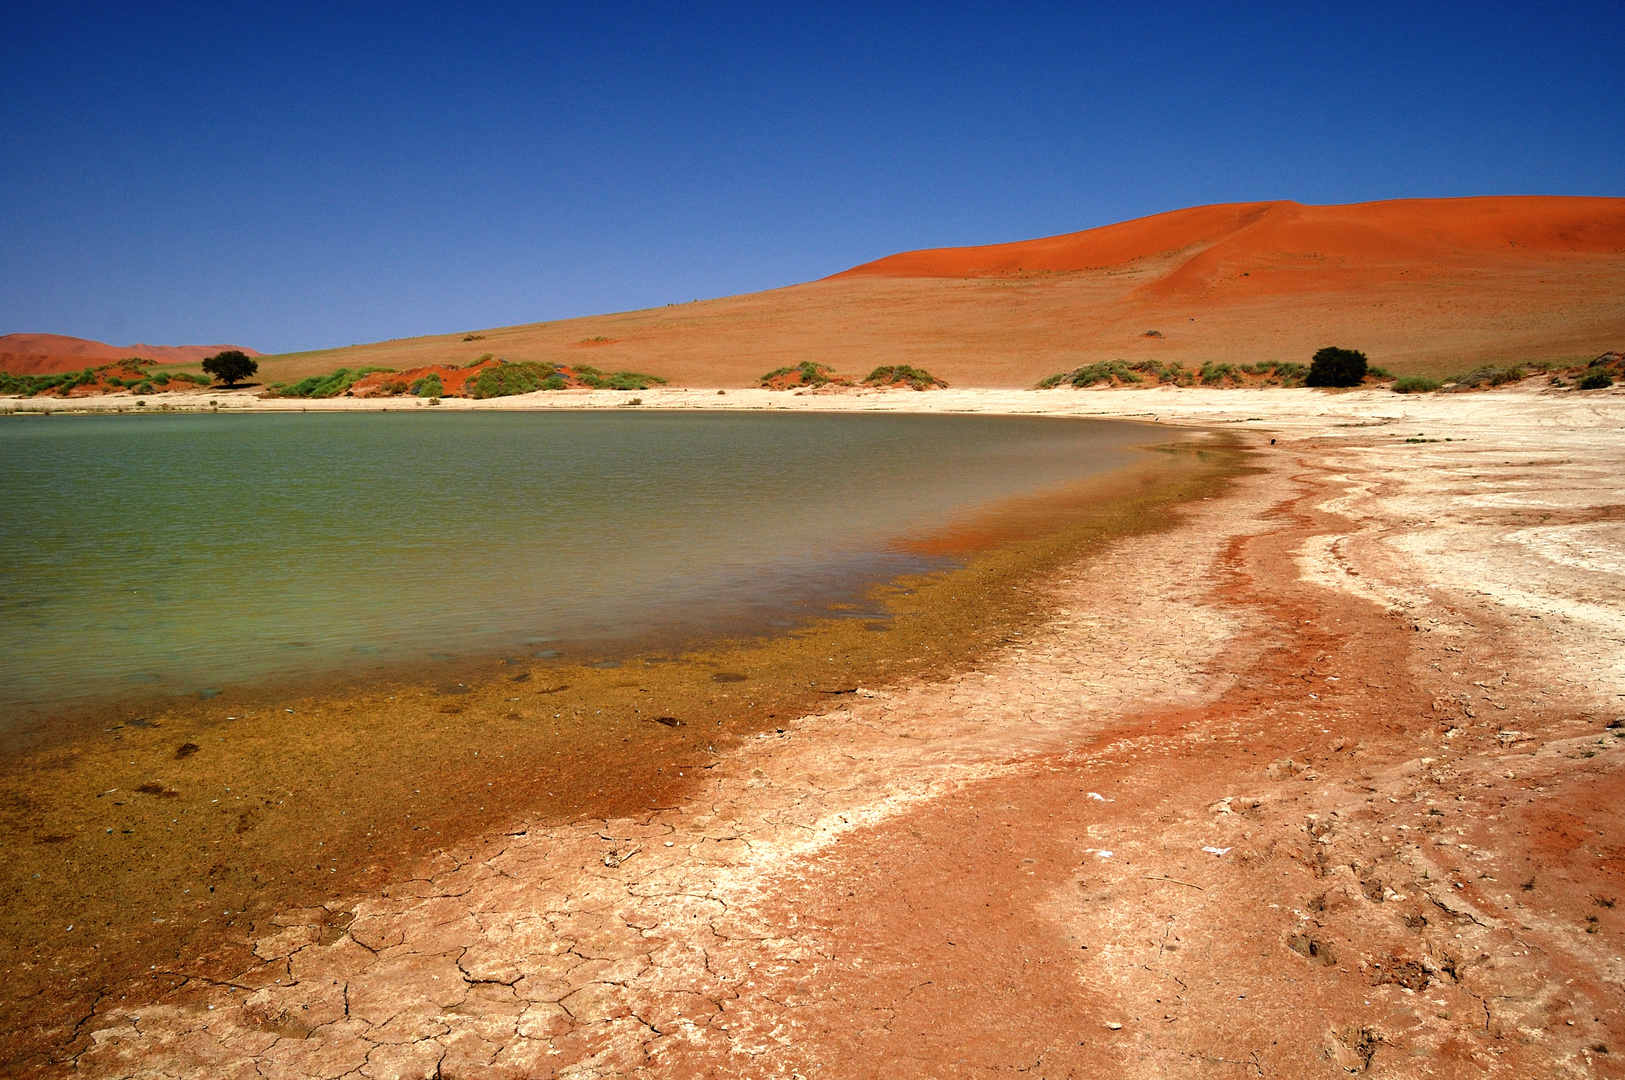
[3,1,1621,354]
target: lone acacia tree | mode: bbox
[1306,346,1368,388]
[201,350,258,387]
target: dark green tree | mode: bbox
[1306,346,1368,388]
[201,350,258,387]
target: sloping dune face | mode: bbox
[0,334,260,376]
[221,197,1625,389]
[836,197,1625,289]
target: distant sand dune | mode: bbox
[0,334,259,376]
[834,196,1625,284]
[245,196,1623,388]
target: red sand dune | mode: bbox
[833,196,1625,291]
[0,334,259,376]
[252,195,1623,387]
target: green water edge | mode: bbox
[0,431,1252,1069]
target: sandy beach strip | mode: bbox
[11,384,1625,1078]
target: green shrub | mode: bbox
[1392,375,1441,394]
[1446,365,1527,391]
[152,373,171,386]
[1222,360,1308,386]
[574,365,667,391]
[759,361,835,387]
[1306,347,1368,387]
[1038,361,1143,388]
[412,374,445,397]
[1577,369,1614,390]
[466,361,563,398]
[273,366,395,398]
[1,371,68,396]
[865,365,946,390]
[542,374,567,390]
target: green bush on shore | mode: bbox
[0,368,99,396]
[1306,347,1369,388]
[1392,375,1441,394]
[270,367,396,398]
[865,365,946,389]
[573,365,668,391]
[758,361,836,388]
[1038,359,1310,389]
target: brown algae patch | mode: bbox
[0,434,1248,1069]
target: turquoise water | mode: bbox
[0,411,1154,717]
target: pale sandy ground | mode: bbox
[31,383,1625,1078]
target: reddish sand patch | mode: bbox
[346,361,495,397]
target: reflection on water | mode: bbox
[0,410,1155,720]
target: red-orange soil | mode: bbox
[0,334,259,377]
[343,361,495,397]
[240,196,1625,389]
[834,196,1625,285]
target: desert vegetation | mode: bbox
[755,362,946,391]
[864,365,946,389]
[1037,359,1314,389]
[267,367,396,398]
[201,350,259,387]
[1391,375,1441,394]
[1305,347,1369,388]
[266,358,671,399]
[758,362,840,389]
[0,358,213,398]
[571,365,667,391]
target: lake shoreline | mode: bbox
[1,424,1238,1074]
[11,386,1625,1077]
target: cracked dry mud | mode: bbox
[56,394,1625,1078]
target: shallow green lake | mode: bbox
[0,410,1156,720]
